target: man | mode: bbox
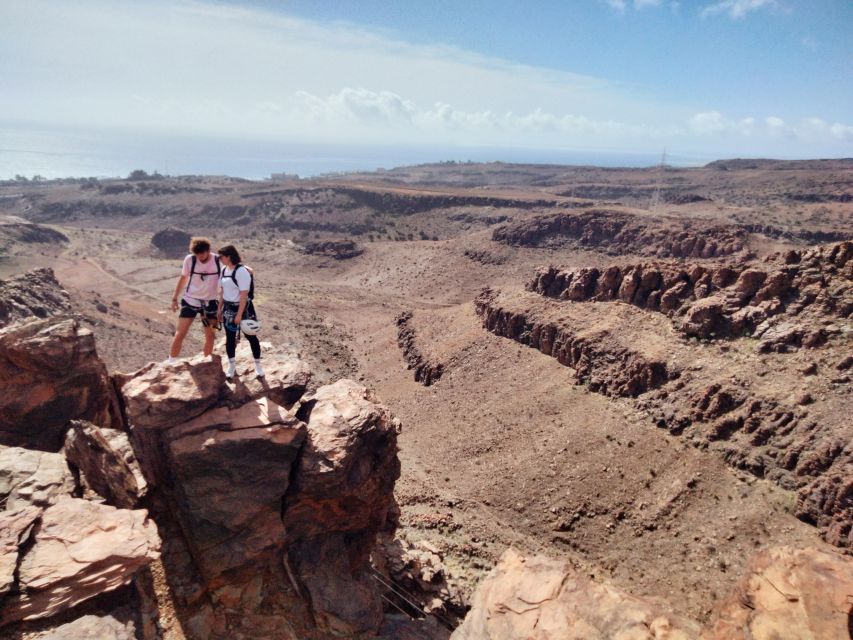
[167,237,220,362]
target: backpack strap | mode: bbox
[230,264,254,300]
[186,255,197,293]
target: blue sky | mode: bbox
[1,0,851,160]
[271,0,852,122]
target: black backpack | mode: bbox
[186,254,221,293]
[223,263,254,300]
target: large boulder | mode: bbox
[117,358,401,637]
[119,355,225,485]
[680,296,727,338]
[164,398,306,580]
[0,497,160,625]
[700,547,853,640]
[0,446,75,510]
[452,548,699,640]
[0,318,116,451]
[284,380,402,635]
[63,421,148,509]
[120,355,225,431]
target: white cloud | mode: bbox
[289,88,676,141]
[690,112,852,143]
[700,0,778,19]
[0,0,849,158]
[689,111,754,135]
[604,0,670,11]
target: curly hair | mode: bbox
[189,237,211,254]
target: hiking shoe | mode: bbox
[255,362,265,378]
[226,362,237,379]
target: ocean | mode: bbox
[0,123,706,181]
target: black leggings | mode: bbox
[222,301,261,359]
[226,329,261,359]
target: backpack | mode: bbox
[224,263,254,300]
[186,254,221,293]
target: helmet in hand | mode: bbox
[240,318,261,335]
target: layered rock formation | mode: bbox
[397,311,445,386]
[0,268,70,328]
[453,547,853,640]
[0,317,117,450]
[0,446,75,510]
[476,288,670,397]
[0,498,160,625]
[527,240,852,346]
[476,282,851,549]
[493,209,747,258]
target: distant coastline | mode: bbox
[1,122,712,181]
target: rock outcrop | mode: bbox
[700,547,853,640]
[63,421,148,509]
[0,497,160,625]
[298,239,364,260]
[397,311,445,386]
[0,268,71,329]
[527,241,852,346]
[493,209,747,258]
[476,288,670,397]
[285,380,401,634]
[150,227,191,258]
[0,446,75,510]
[0,216,68,252]
[0,318,117,451]
[452,548,700,639]
[118,353,402,636]
[453,546,853,640]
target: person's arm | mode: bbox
[234,266,251,324]
[217,287,224,322]
[171,275,188,312]
[235,291,248,325]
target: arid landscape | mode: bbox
[1,159,851,639]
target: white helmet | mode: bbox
[240,319,261,335]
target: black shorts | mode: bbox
[179,299,218,320]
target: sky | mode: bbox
[1,0,852,162]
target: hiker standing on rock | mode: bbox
[216,244,264,379]
[167,237,220,363]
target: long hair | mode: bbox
[218,244,241,264]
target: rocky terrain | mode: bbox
[0,159,851,638]
[0,301,426,639]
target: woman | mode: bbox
[216,244,264,379]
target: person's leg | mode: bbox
[246,334,264,377]
[225,329,237,378]
[202,325,215,356]
[169,317,195,359]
